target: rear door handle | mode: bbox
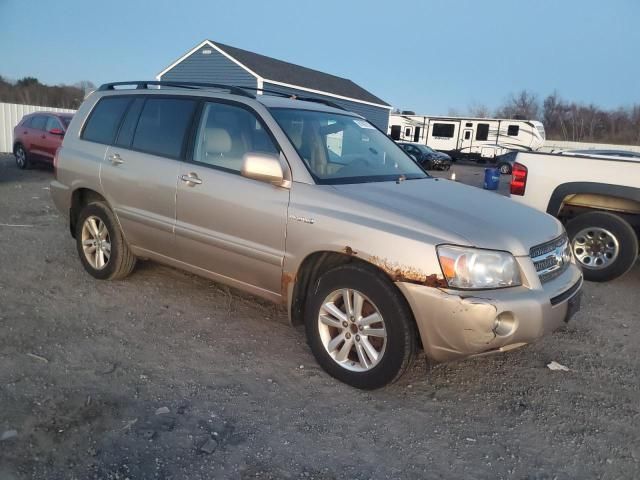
[180,173,202,186]
[108,153,124,165]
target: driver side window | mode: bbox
[193,102,279,173]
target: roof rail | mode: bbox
[97,81,255,98]
[245,87,346,110]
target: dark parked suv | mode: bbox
[13,112,73,169]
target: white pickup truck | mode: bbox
[510,151,640,282]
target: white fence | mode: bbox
[0,102,76,153]
[540,139,640,154]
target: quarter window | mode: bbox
[432,123,455,138]
[476,123,489,141]
[82,97,132,144]
[193,102,278,172]
[132,98,197,158]
[507,125,520,136]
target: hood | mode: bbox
[331,178,563,256]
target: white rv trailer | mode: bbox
[388,114,545,160]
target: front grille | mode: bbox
[530,234,571,283]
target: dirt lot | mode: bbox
[1,154,638,479]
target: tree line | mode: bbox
[472,90,640,146]
[0,76,95,110]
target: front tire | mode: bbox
[75,202,136,280]
[15,145,30,169]
[304,263,417,389]
[566,211,638,282]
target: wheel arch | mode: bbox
[547,182,640,217]
[69,188,107,238]
[286,250,421,353]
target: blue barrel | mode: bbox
[483,168,500,190]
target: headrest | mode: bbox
[205,127,232,154]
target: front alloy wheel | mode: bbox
[305,263,416,389]
[318,289,387,371]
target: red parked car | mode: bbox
[13,112,73,169]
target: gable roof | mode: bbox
[157,40,391,109]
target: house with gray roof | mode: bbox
[157,40,391,130]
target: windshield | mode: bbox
[269,109,427,184]
[417,145,435,154]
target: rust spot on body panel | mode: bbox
[343,246,358,256]
[368,256,448,288]
[281,272,294,302]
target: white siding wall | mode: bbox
[0,102,76,153]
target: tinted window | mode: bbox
[507,125,520,136]
[60,116,72,128]
[83,97,131,144]
[404,127,411,137]
[132,98,197,158]
[476,123,489,141]
[45,117,62,132]
[115,98,144,147]
[464,130,471,140]
[432,123,455,138]
[193,102,278,172]
[30,115,47,131]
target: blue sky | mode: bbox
[1,0,638,115]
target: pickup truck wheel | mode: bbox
[15,145,30,169]
[305,263,416,389]
[566,211,638,282]
[75,202,137,280]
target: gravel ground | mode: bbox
[0,154,638,479]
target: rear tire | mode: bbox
[14,145,30,169]
[304,263,417,389]
[75,202,136,280]
[566,211,638,282]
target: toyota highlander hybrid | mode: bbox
[50,81,583,389]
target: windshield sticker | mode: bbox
[353,119,375,129]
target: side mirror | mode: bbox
[241,153,285,186]
[49,128,64,136]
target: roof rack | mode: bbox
[97,81,255,98]
[96,81,346,110]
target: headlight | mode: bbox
[437,245,522,289]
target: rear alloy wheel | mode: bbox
[305,263,416,389]
[76,202,137,280]
[566,211,638,282]
[15,145,29,169]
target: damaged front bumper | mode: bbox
[396,262,583,363]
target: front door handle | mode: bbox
[108,153,124,165]
[180,173,202,186]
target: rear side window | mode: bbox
[115,98,145,147]
[131,98,197,159]
[30,116,47,131]
[82,97,131,144]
